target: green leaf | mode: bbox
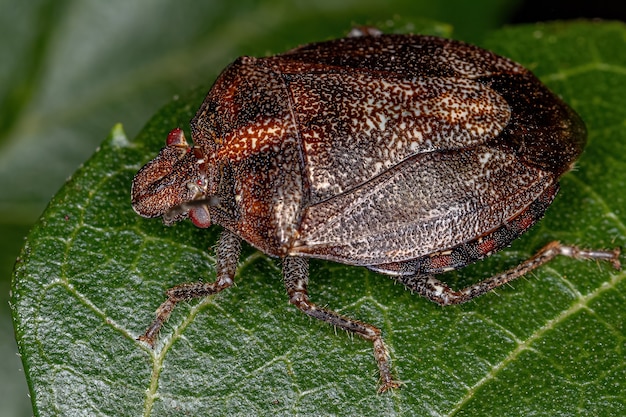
[12,21,626,416]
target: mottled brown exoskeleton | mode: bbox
[131,31,621,392]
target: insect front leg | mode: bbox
[282,256,401,393]
[139,229,242,346]
[397,241,621,306]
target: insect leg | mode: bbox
[282,256,401,392]
[398,241,621,306]
[139,229,242,346]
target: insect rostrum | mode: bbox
[131,30,621,392]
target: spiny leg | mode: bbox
[398,241,621,306]
[139,229,242,346]
[283,256,401,393]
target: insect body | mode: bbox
[131,31,621,392]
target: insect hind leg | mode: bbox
[395,241,621,306]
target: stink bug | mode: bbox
[131,30,621,392]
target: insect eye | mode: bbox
[166,128,188,147]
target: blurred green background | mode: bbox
[2,1,624,415]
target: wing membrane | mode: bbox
[291,146,554,265]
